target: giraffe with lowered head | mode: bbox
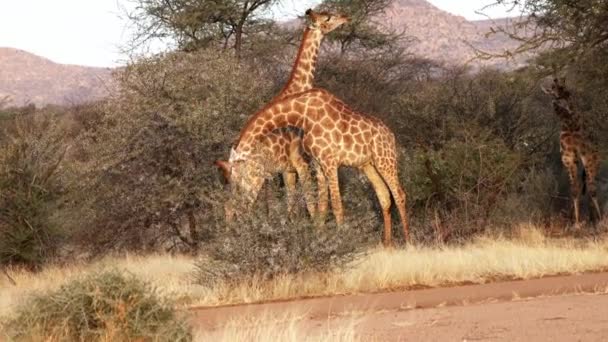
[541,77,603,227]
[227,88,410,246]
[215,9,349,218]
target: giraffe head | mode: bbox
[305,9,349,34]
[214,148,268,221]
[541,77,572,110]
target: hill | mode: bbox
[384,0,527,68]
[0,48,113,107]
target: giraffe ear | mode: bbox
[214,160,232,183]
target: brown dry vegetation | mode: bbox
[3,225,608,318]
[1,0,608,339]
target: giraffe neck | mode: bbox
[554,101,582,133]
[235,90,321,157]
[275,28,323,101]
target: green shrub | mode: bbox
[0,115,66,268]
[402,125,522,242]
[2,270,191,342]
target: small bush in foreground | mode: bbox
[2,270,192,342]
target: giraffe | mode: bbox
[227,88,410,246]
[215,9,349,218]
[541,77,603,227]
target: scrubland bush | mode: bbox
[0,115,67,268]
[196,209,376,286]
[2,270,191,341]
[69,50,276,253]
[401,125,522,241]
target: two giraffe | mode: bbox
[215,10,348,220]
[541,77,603,227]
[218,9,410,246]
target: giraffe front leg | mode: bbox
[289,144,317,219]
[562,152,581,229]
[592,195,603,223]
[316,166,329,226]
[325,164,344,226]
[283,172,297,219]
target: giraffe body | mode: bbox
[215,10,348,219]
[542,78,602,226]
[231,88,410,245]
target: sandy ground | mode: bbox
[192,272,608,341]
[312,292,608,341]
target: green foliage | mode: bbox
[2,270,191,342]
[484,0,608,65]
[318,0,408,54]
[403,125,522,240]
[125,0,281,57]
[0,115,66,268]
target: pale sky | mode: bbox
[0,0,518,68]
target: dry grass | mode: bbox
[0,254,202,318]
[3,224,608,319]
[194,224,608,307]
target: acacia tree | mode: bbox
[477,0,608,65]
[317,0,408,55]
[125,0,281,59]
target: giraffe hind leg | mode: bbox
[376,163,410,244]
[361,163,393,247]
[580,153,603,222]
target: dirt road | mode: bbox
[314,293,608,341]
[192,273,608,341]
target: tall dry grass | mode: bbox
[2,224,608,318]
[195,224,608,307]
